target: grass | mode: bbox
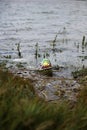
[72,67,87,86]
[72,68,87,79]
[0,67,87,130]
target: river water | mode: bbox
[0,0,87,78]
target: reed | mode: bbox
[17,43,22,58]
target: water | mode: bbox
[0,0,87,77]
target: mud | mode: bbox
[9,67,80,102]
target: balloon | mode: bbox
[41,59,51,69]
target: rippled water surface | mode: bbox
[0,0,87,77]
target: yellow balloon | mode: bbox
[43,62,48,66]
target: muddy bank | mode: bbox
[8,66,81,102]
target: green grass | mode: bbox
[72,68,87,79]
[72,68,87,86]
[0,68,87,130]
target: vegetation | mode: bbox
[0,67,87,130]
[72,68,87,86]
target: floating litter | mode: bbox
[40,58,52,69]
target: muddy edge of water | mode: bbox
[9,67,81,102]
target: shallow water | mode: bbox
[0,0,87,78]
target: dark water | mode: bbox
[0,0,87,77]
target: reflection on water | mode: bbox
[0,0,87,77]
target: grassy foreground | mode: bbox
[0,68,87,130]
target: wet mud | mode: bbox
[9,67,80,102]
